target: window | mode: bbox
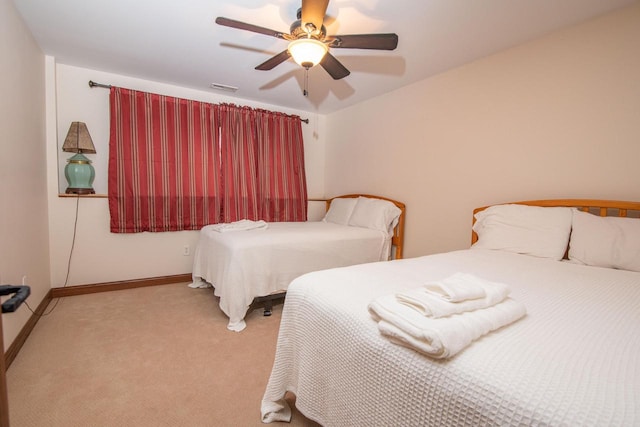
[108,87,307,233]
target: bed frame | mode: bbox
[252,194,406,315]
[471,199,640,244]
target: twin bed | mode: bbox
[190,194,406,331]
[261,199,640,426]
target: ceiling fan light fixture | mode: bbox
[288,38,328,68]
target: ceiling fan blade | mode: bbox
[301,0,329,33]
[215,17,288,40]
[255,50,291,70]
[320,53,350,80]
[327,33,399,50]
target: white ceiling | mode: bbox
[12,0,636,114]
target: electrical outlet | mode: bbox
[183,245,190,256]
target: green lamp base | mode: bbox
[65,152,95,195]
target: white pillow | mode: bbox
[348,196,402,234]
[472,204,573,260]
[323,197,358,225]
[568,210,640,272]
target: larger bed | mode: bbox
[191,194,406,331]
[261,199,640,426]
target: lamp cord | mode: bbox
[23,194,80,316]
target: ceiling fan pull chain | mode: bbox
[303,68,309,97]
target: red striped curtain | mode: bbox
[109,87,222,232]
[109,90,307,233]
[255,109,307,222]
[218,104,260,222]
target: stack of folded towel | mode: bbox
[368,272,526,359]
[208,219,268,232]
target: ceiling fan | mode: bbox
[215,0,399,80]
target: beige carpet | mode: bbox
[6,283,320,427]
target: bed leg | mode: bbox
[252,292,285,317]
[263,300,273,316]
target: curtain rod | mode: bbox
[88,80,309,124]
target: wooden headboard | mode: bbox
[471,199,640,245]
[325,194,406,260]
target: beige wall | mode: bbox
[325,3,640,258]
[47,64,327,287]
[0,0,49,349]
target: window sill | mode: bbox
[58,193,107,198]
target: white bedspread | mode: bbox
[262,249,640,426]
[191,221,390,331]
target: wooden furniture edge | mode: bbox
[326,194,406,260]
[0,348,6,427]
[471,199,640,244]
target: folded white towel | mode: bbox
[423,272,487,302]
[209,219,268,232]
[369,294,526,359]
[396,274,510,318]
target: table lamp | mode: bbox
[62,122,96,194]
